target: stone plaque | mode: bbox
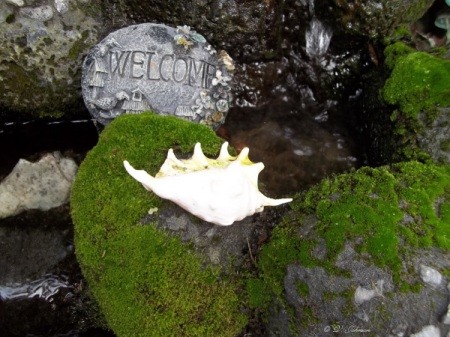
[81,24,234,128]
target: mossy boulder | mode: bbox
[71,113,247,336]
[247,161,450,336]
[0,0,103,118]
[382,42,450,163]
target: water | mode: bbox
[0,274,71,301]
[305,18,333,59]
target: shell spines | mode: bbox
[124,142,292,226]
[193,142,209,167]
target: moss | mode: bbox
[381,42,450,162]
[5,13,15,24]
[71,113,247,337]
[383,46,450,119]
[296,281,309,297]
[248,161,450,313]
[68,30,90,60]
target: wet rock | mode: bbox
[0,0,104,118]
[0,207,109,336]
[0,225,69,285]
[0,152,77,219]
[104,0,291,62]
[146,202,279,269]
[316,0,432,39]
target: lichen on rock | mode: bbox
[0,0,103,117]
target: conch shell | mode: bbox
[123,142,292,226]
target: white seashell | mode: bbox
[123,142,292,226]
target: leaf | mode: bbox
[190,33,206,43]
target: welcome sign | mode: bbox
[81,24,234,129]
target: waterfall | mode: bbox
[305,18,332,58]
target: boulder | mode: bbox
[71,113,249,336]
[0,152,78,219]
[0,0,103,118]
[247,161,450,336]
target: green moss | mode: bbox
[246,278,271,309]
[71,113,247,337]
[384,42,415,69]
[68,30,90,60]
[296,281,309,297]
[381,42,450,162]
[299,305,320,327]
[383,44,450,119]
[248,161,450,312]
[5,13,15,24]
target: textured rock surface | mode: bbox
[0,0,103,117]
[316,0,432,38]
[0,152,78,218]
[248,162,450,336]
[419,108,450,163]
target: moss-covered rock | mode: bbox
[381,42,450,163]
[71,113,247,336]
[247,161,450,336]
[0,0,103,118]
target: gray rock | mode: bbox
[418,108,450,163]
[267,241,450,336]
[19,5,54,21]
[420,265,443,286]
[142,202,266,269]
[0,0,103,117]
[354,280,384,305]
[5,0,24,7]
[0,152,77,218]
[54,0,69,14]
[442,304,450,325]
[411,325,441,337]
[81,23,234,129]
